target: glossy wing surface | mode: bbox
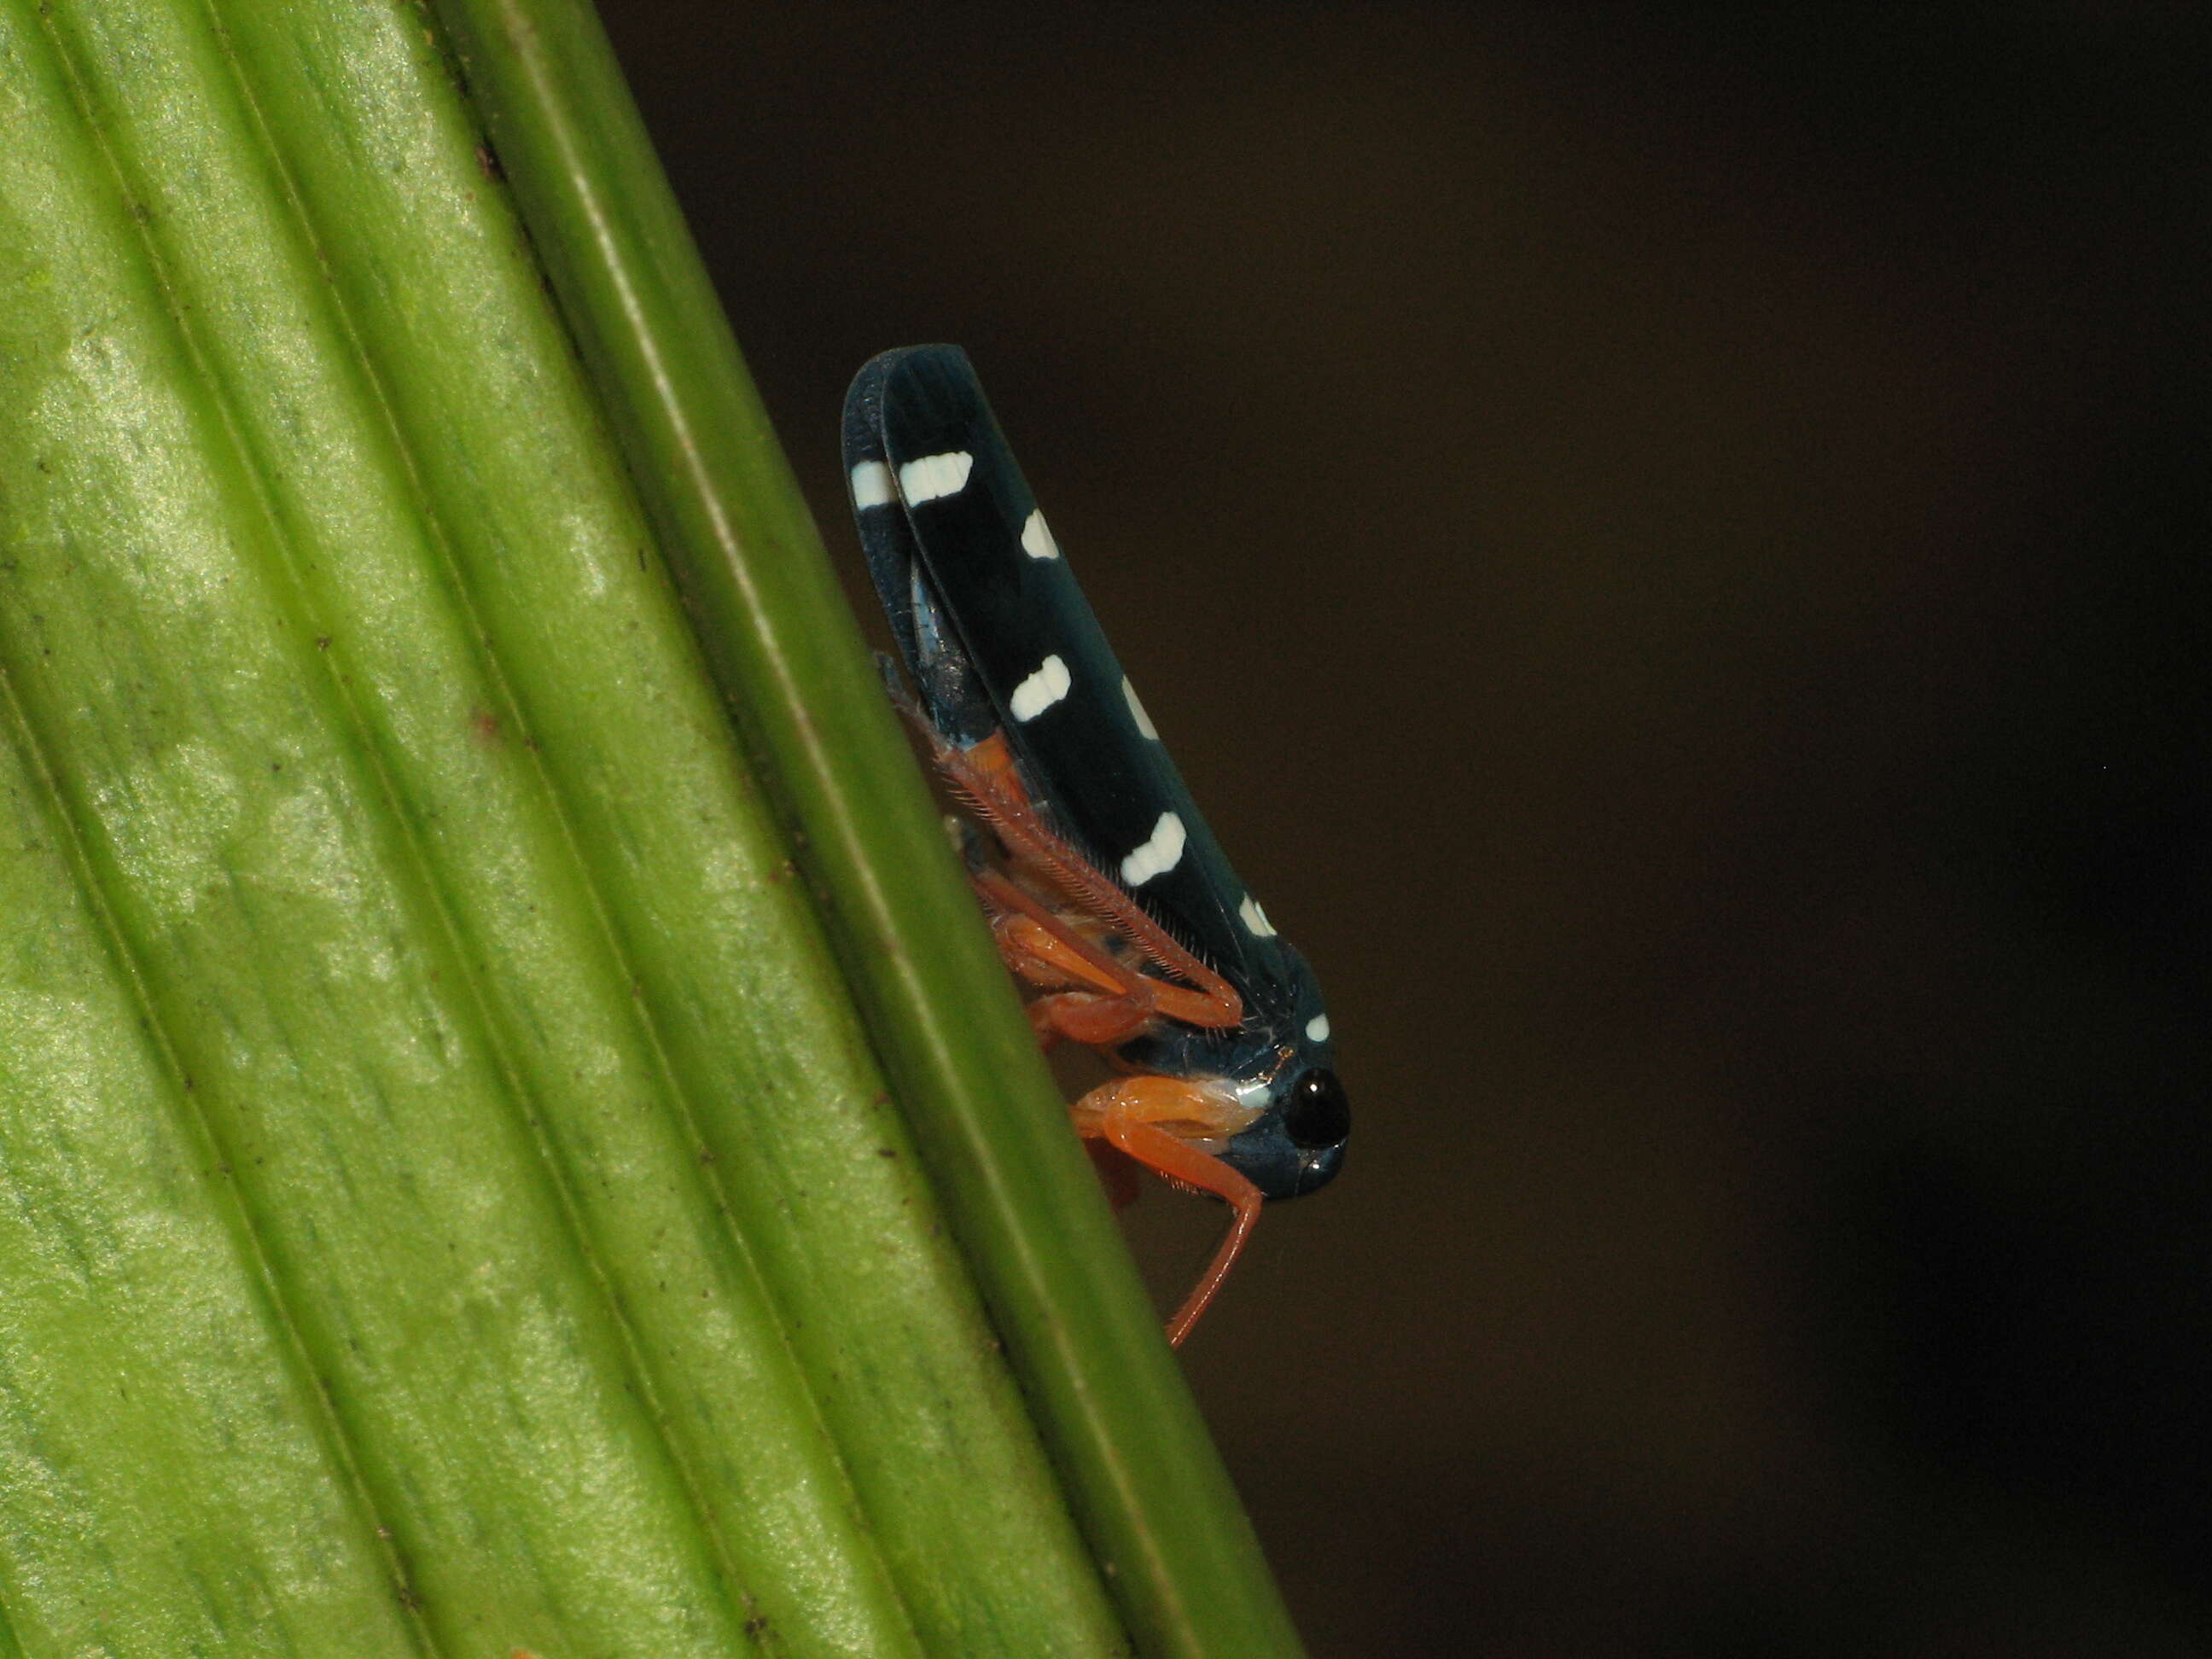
[851,345,1294,1002]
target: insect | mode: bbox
[843,346,1348,1345]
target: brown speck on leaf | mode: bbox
[314,635,331,650]
[469,707,501,744]
[475,142,504,180]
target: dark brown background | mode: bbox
[598,7,2209,1654]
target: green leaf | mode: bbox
[0,1,1303,1655]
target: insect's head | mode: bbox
[1112,939,1349,1201]
[1244,1062,1353,1198]
[1220,1057,1348,1201]
[1212,958,1348,1200]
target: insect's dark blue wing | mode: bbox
[844,345,1295,1005]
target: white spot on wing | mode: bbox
[1120,812,1186,887]
[1121,677,1158,739]
[1021,509,1060,560]
[898,451,974,504]
[1009,655,1072,722]
[849,460,894,509]
[1239,894,1276,937]
[1305,1014,1330,1043]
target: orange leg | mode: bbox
[1074,1075,1264,1347]
[1024,989,1153,1050]
[977,869,1234,1039]
[936,735,1243,1028]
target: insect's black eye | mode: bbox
[1283,1068,1349,1150]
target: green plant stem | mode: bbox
[0,0,1130,1653]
